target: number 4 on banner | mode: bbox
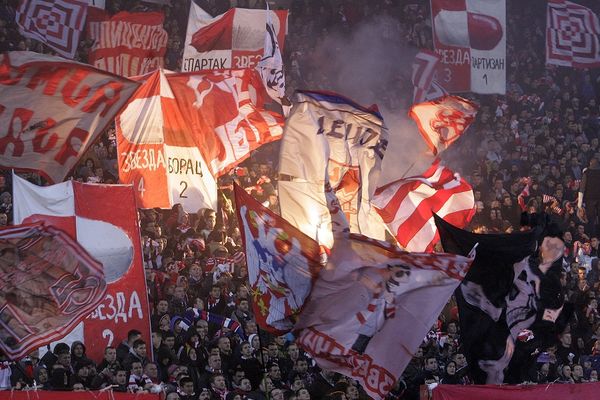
[137,177,146,197]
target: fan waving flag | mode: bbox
[409,95,478,156]
[294,233,473,399]
[0,223,107,360]
[234,184,322,334]
[16,0,88,59]
[372,160,475,253]
[547,0,600,68]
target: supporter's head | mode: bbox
[189,263,203,280]
[72,382,85,391]
[267,342,279,359]
[345,383,359,400]
[173,285,186,301]
[75,360,93,379]
[203,209,217,230]
[56,350,71,368]
[237,298,250,313]
[259,375,274,394]
[0,213,7,226]
[208,354,222,371]
[445,361,456,376]
[164,332,176,349]
[104,346,116,363]
[166,392,181,400]
[573,364,583,379]
[245,320,258,335]
[210,373,227,391]
[145,362,159,380]
[452,353,467,368]
[156,299,169,314]
[193,297,205,310]
[267,362,282,381]
[35,367,49,384]
[232,368,245,385]
[130,361,143,377]
[287,343,300,360]
[294,358,309,374]
[239,378,252,392]
[114,369,128,386]
[199,388,211,400]
[240,341,253,358]
[296,388,311,400]
[133,339,147,358]
[591,370,599,382]
[127,329,142,346]
[218,336,231,354]
[179,376,195,395]
[424,357,438,372]
[210,284,222,299]
[270,388,285,400]
[152,332,162,349]
[290,374,304,391]
[195,319,209,338]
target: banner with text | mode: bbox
[87,9,168,77]
[116,68,284,212]
[182,5,287,72]
[0,51,139,182]
[431,0,506,94]
[13,175,151,362]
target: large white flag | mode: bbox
[278,91,389,249]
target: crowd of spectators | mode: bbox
[3,0,600,399]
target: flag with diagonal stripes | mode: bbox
[16,0,88,59]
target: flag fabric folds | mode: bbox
[257,4,286,106]
[182,5,288,72]
[278,90,389,249]
[409,95,478,156]
[13,174,152,362]
[412,50,440,104]
[431,383,600,400]
[87,10,168,77]
[0,222,107,359]
[546,0,600,68]
[373,160,475,253]
[0,51,139,183]
[294,233,473,399]
[16,0,88,59]
[234,184,323,334]
[116,68,284,212]
[435,215,567,384]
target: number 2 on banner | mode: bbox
[180,181,188,198]
[137,177,146,197]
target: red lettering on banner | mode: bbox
[0,56,25,86]
[32,118,58,154]
[61,70,92,107]
[26,67,70,96]
[0,107,32,157]
[54,128,90,165]
[82,81,124,117]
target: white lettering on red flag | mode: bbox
[431,0,506,94]
[0,222,106,360]
[546,0,600,68]
[408,95,478,155]
[372,160,475,252]
[295,234,473,399]
[16,0,88,59]
[182,5,287,72]
[0,51,139,183]
[13,174,152,362]
[87,10,168,77]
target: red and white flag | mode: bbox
[431,0,506,94]
[234,184,322,333]
[0,222,106,360]
[372,160,475,253]
[182,4,287,72]
[0,51,139,183]
[116,68,283,212]
[412,50,440,104]
[16,0,88,59]
[295,233,473,399]
[546,0,600,68]
[409,95,478,155]
[13,174,152,362]
[87,10,168,77]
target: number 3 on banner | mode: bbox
[137,177,146,197]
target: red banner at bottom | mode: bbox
[3,391,160,400]
[430,383,600,400]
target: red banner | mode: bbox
[87,9,168,77]
[7,392,159,400]
[431,383,600,400]
[13,175,151,362]
[0,223,107,359]
[0,51,139,183]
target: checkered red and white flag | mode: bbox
[16,0,88,59]
[547,0,600,68]
[372,159,475,253]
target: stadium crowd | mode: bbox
[3,0,600,399]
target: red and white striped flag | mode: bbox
[547,0,600,68]
[409,95,478,156]
[16,0,88,59]
[412,50,440,104]
[372,160,475,252]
